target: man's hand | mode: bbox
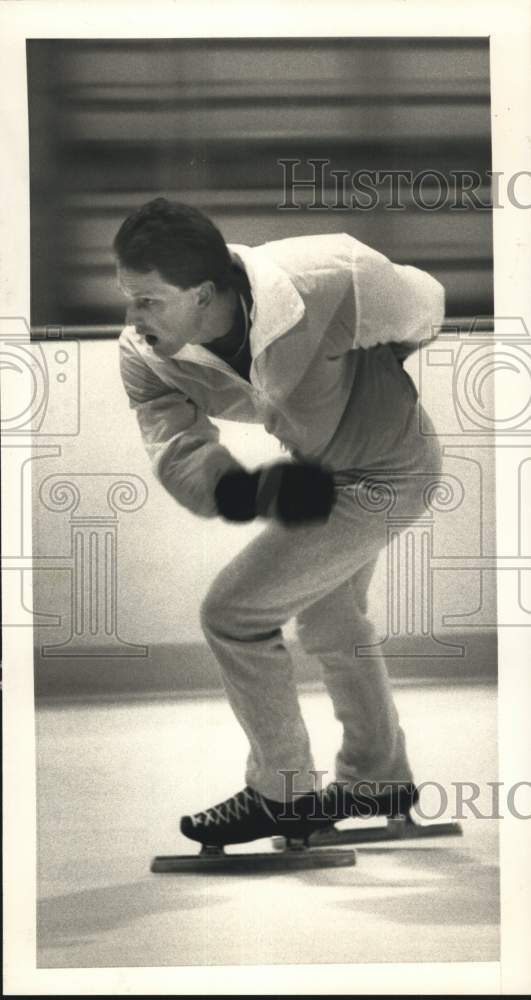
[214,461,336,526]
[214,469,261,522]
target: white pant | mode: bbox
[201,412,442,801]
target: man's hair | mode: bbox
[113,197,234,290]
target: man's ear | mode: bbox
[196,280,215,308]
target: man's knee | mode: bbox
[200,567,257,639]
[201,572,283,644]
[200,579,232,636]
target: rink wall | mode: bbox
[29,339,500,700]
[33,630,497,701]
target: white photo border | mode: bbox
[1,0,530,994]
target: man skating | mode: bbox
[115,198,445,855]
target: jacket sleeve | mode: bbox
[350,240,446,354]
[119,334,244,518]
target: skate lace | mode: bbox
[191,787,274,828]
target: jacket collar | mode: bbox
[173,242,305,369]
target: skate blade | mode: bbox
[272,817,463,851]
[151,844,356,873]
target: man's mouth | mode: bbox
[133,325,158,347]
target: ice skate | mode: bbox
[272,781,462,851]
[151,785,356,873]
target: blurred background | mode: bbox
[28,37,493,326]
[25,38,497,696]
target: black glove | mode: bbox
[214,461,336,526]
[214,469,261,522]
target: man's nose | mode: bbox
[126,307,148,336]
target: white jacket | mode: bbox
[119,232,445,517]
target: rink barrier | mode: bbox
[29,317,495,340]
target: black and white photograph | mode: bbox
[2,1,531,995]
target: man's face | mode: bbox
[116,264,209,357]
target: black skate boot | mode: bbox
[284,779,462,849]
[180,785,332,848]
[323,779,420,822]
[151,786,356,874]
